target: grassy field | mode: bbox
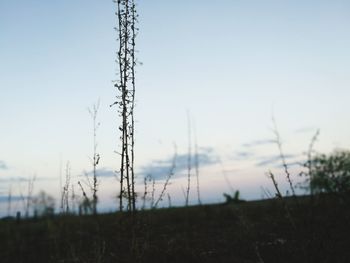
[1,194,349,263]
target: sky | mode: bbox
[1,0,350,216]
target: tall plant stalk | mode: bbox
[62,162,71,214]
[193,118,201,205]
[154,145,177,208]
[271,116,296,197]
[185,111,192,206]
[113,0,138,212]
[88,100,100,215]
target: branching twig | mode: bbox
[271,115,296,197]
[268,171,296,230]
[154,145,177,208]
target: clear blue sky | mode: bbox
[1,0,350,214]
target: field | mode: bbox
[1,194,349,263]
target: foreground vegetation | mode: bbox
[1,194,349,263]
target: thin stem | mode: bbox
[271,116,296,197]
[193,118,201,205]
[185,110,192,206]
[154,145,177,208]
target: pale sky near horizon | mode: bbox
[1,0,350,215]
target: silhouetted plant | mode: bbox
[154,145,177,208]
[308,150,350,194]
[167,193,172,208]
[185,111,192,206]
[77,181,92,215]
[150,175,155,208]
[268,170,296,230]
[112,0,138,212]
[79,198,93,215]
[301,129,320,194]
[141,175,150,210]
[260,186,273,199]
[223,190,245,204]
[271,115,296,197]
[268,171,283,199]
[71,184,77,214]
[87,100,100,215]
[193,117,202,205]
[61,161,71,214]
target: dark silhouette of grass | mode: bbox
[1,194,349,263]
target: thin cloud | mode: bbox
[255,154,299,167]
[0,195,23,203]
[0,177,28,183]
[95,168,116,178]
[231,151,255,160]
[82,148,220,181]
[294,127,318,134]
[275,161,303,169]
[82,167,116,178]
[139,147,219,180]
[242,139,275,148]
[0,176,56,183]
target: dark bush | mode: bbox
[309,150,350,194]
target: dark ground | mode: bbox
[1,194,349,263]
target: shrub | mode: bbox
[309,150,350,194]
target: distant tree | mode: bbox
[309,150,350,194]
[32,191,55,217]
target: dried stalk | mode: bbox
[271,116,296,197]
[78,181,92,215]
[141,175,150,210]
[88,100,100,215]
[154,146,177,208]
[185,111,192,206]
[193,118,201,205]
[150,176,155,208]
[61,162,71,214]
[113,0,138,212]
[269,171,296,230]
